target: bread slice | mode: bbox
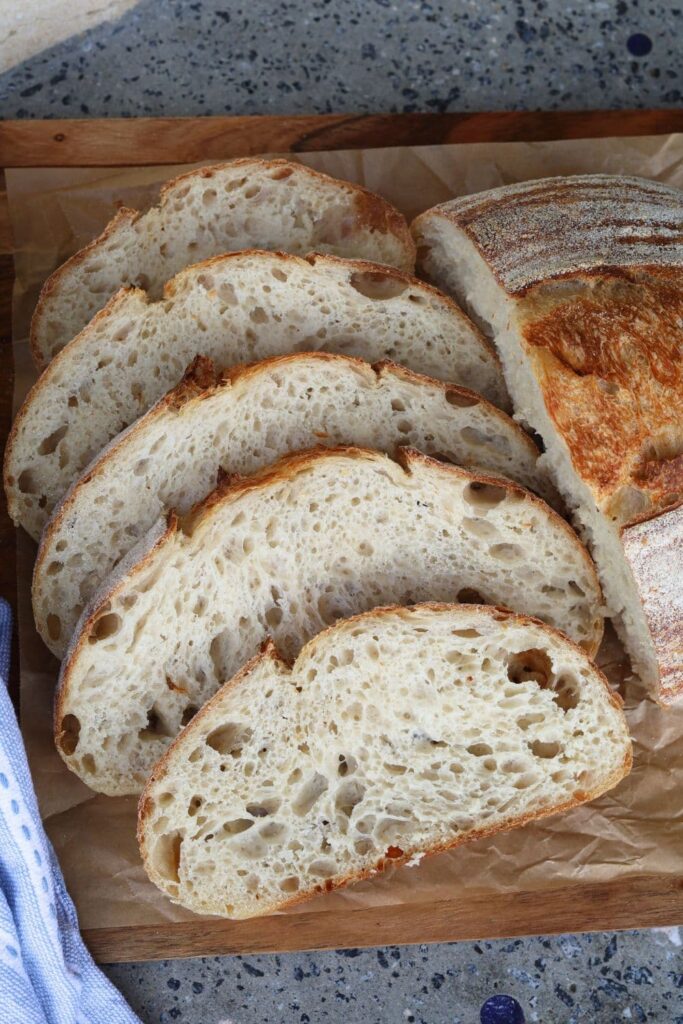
[138,602,630,919]
[34,351,555,658]
[55,447,603,796]
[412,174,683,704]
[30,158,416,367]
[6,251,504,542]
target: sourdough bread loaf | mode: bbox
[34,352,554,658]
[31,158,416,366]
[6,251,504,541]
[138,603,630,919]
[55,447,603,796]
[413,174,683,703]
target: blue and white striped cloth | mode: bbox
[0,598,140,1023]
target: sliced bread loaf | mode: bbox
[55,447,603,796]
[34,352,554,658]
[412,175,683,703]
[138,602,631,919]
[6,251,504,541]
[31,158,415,367]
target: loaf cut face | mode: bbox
[34,352,554,658]
[413,174,683,702]
[6,251,504,541]
[31,158,416,366]
[55,448,603,796]
[138,603,631,919]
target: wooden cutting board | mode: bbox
[1,110,682,963]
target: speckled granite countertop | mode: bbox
[0,0,682,119]
[103,930,683,1023]
[2,2,683,1022]
[104,930,683,1023]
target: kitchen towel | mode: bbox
[0,597,140,1023]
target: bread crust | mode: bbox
[30,158,416,368]
[137,602,630,920]
[518,269,683,528]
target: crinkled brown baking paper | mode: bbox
[6,135,683,931]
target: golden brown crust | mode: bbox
[29,207,140,369]
[518,268,683,527]
[352,188,415,264]
[413,178,683,527]
[138,602,630,920]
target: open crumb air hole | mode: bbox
[463,482,508,510]
[292,773,328,816]
[47,614,61,641]
[88,611,122,642]
[507,649,579,711]
[141,706,174,740]
[445,389,479,408]
[206,722,254,757]
[58,714,80,755]
[349,271,408,300]
[152,831,183,884]
[37,424,68,456]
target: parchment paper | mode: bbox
[6,134,683,932]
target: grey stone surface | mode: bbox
[0,0,682,119]
[103,928,683,1023]
[4,1,683,1021]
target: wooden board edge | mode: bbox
[2,109,683,167]
[84,873,683,963]
[0,188,13,255]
